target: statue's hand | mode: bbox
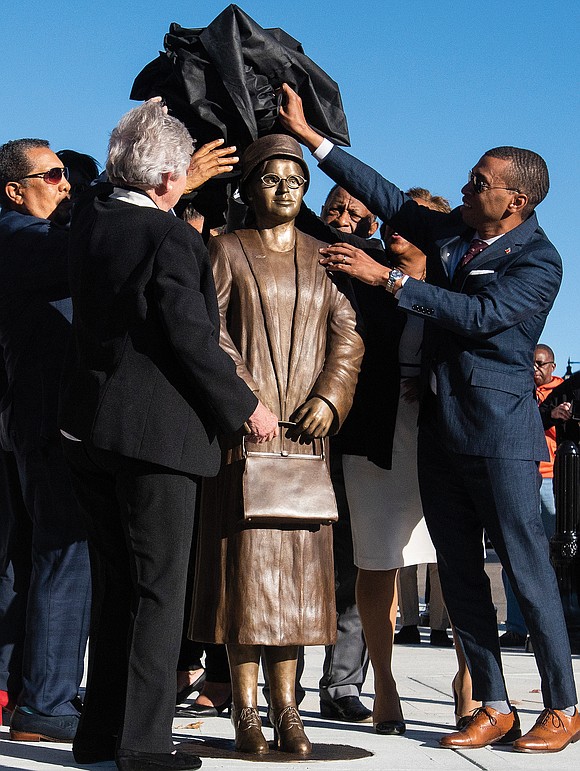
[288,397,334,443]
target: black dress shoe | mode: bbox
[175,694,231,718]
[74,747,116,764]
[116,749,201,770]
[375,718,406,735]
[9,706,78,742]
[73,734,117,763]
[176,671,206,705]
[430,629,454,647]
[499,630,526,648]
[320,695,373,722]
[394,625,421,644]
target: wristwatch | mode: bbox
[385,267,405,293]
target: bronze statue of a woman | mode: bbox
[191,134,363,755]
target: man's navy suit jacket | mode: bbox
[320,146,560,462]
[0,209,71,451]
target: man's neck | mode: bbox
[476,214,526,239]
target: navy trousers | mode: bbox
[0,449,30,698]
[1,439,90,715]
[417,416,576,709]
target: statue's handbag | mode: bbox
[242,436,338,525]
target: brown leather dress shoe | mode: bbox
[513,708,580,753]
[440,706,517,748]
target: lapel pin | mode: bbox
[504,247,511,254]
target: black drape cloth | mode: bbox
[131,5,350,150]
[130,5,349,225]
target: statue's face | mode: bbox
[245,158,306,227]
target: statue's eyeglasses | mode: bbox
[260,173,306,190]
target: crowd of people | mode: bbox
[0,85,578,771]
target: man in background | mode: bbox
[295,186,380,723]
[501,344,565,648]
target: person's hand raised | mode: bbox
[277,84,325,153]
[184,139,239,194]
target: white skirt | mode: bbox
[343,391,436,571]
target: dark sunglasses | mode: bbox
[20,166,69,184]
[467,170,519,195]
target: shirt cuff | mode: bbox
[394,274,410,299]
[312,138,334,162]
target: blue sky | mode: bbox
[3,1,578,374]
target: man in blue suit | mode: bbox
[0,139,90,741]
[278,83,579,754]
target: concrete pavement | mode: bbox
[1,553,578,770]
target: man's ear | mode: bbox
[4,181,23,207]
[368,220,379,236]
[508,192,528,214]
[154,172,172,196]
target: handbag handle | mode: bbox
[243,421,325,460]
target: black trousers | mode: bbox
[63,439,199,753]
[178,522,230,683]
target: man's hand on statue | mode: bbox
[319,243,390,287]
[246,401,280,443]
[288,398,334,443]
[184,139,239,194]
[551,402,572,422]
[277,84,325,153]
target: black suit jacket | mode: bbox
[296,203,407,469]
[59,191,257,476]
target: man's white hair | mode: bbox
[106,101,194,189]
